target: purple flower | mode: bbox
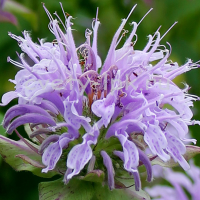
[0,0,17,25]
[146,161,200,200]
[1,3,199,191]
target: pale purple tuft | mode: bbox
[1,3,200,191]
[146,161,200,200]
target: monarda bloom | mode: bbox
[145,161,200,200]
[1,3,200,199]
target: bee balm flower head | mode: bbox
[1,3,200,192]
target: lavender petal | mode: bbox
[66,125,99,181]
[6,113,56,134]
[0,91,18,106]
[132,171,141,191]
[165,132,190,170]
[39,135,59,154]
[3,104,53,129]
[138,148,152,182]
[101,151,115,190]
[144,123,170,162]
[42,133,74,172]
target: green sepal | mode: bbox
[79,170,105,183]
[94,136,122,154]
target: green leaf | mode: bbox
[4,0,38,30]
[151,145,200,168]
[39,177,140,200]
[0,113,6,137]
[79,170,105,183]
[0,114,7,165]
[117,178,151,200]
[0,135,56,178]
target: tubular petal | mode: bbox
[101,151,115,190]
[6,113,56,134]
[3,104,53,129]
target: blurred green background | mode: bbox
[1,0,200,199]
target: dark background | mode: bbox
[1,0,200,199]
